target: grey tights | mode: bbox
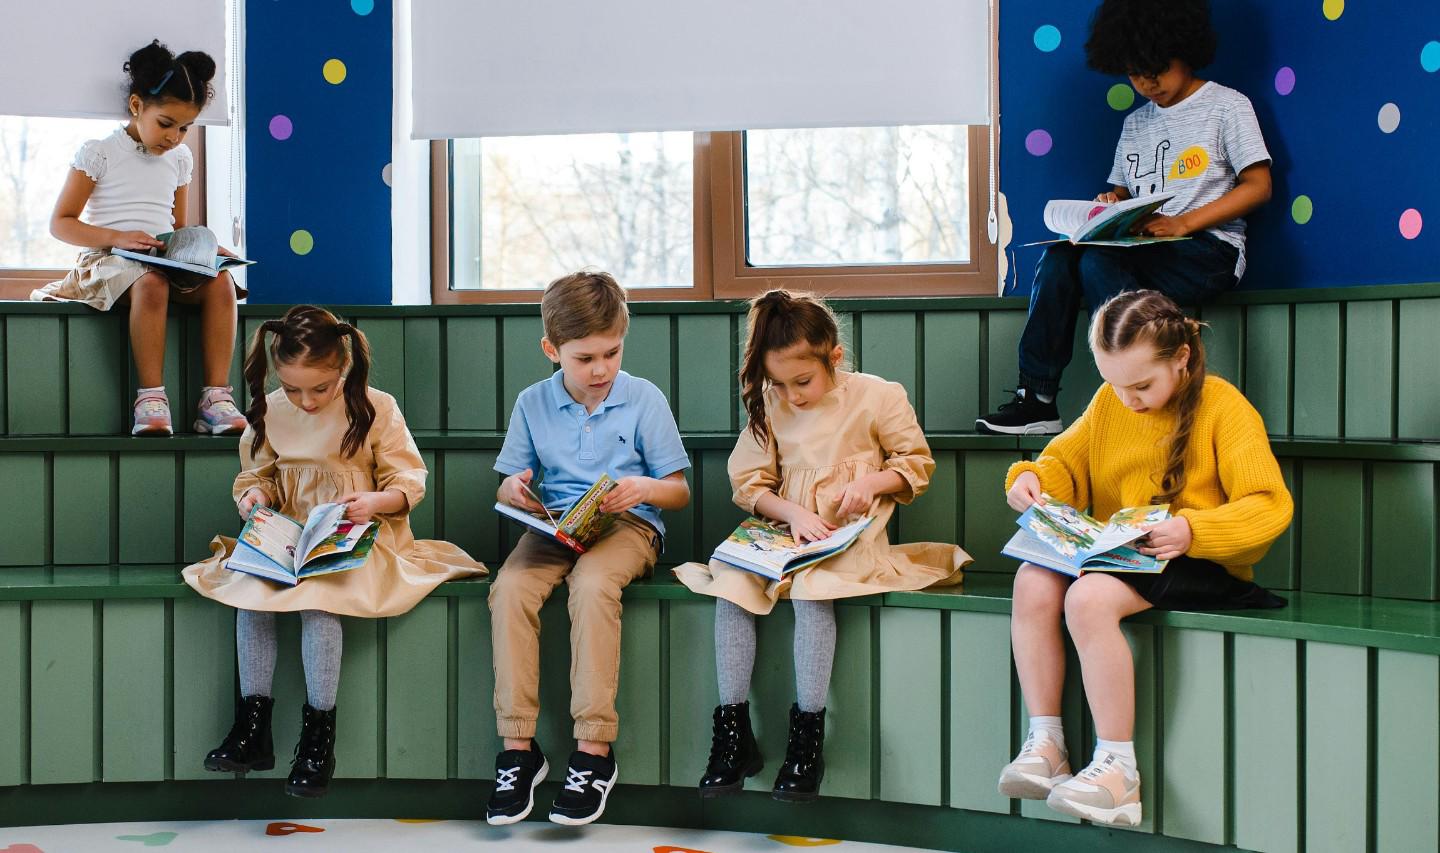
[714,597,836,712]
[236,609,344,711]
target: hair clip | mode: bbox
[149,69,174,95]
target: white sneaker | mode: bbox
[1046,751,1142,826]
[997,730,1072,799]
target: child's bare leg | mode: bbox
[128,273,170,388]
[1011,564,1071,715]
[1063,573,1152,740]
[172,273,238,387]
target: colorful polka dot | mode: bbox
[1399,208,1423,240]
[1378,103,1401,133]
[323,59,348,85]
[1033,25,1061,53]
[351,0,375,14]
[1291,195,1314,225]
[1274,67,1296,96]
[381,163,393,187]
[1107,83,1136,111]
[1025,129,1053,157]
[1322,0,1344,21]
[1422,41,1440,73]
[290,230,315,255]
[268,114,293,141]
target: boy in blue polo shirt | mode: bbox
[485,270,691,827]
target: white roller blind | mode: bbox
[410,0,990,139]
[1,1,229,124]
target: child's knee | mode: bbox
[130,273,169,306]
[1063,576,1125,632]
[1012,564,1067,617]
[565,570,624,604]
[488,569,546,616]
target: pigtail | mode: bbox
[738,289,843,445]
[336,323,377,459]
[244,319,285,457]
[1154,316,1207,504]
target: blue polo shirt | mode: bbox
[495,369,690,540]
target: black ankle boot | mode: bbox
[772,704,825,802]
[698,701,763,797]
[204,695,275,773]
[285,703,337,798]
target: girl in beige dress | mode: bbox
[675,290,968,802]
[183,305,485,798]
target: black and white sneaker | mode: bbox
[548,748,618,826]
[486,740,548,826]
[976,389,1063,435]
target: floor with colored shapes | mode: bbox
[0,820,939,852]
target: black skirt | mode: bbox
[1110,555,1286,611]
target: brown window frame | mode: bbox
[0,127,207,300]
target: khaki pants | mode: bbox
[488,515,659,742]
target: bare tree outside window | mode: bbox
[0,116,119,269]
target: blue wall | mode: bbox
[1001,0,1440,294]
[245,0,392,305]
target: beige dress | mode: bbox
[674,371,968,614]
[183,387,486,618]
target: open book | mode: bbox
[1002,496,1170,577]
[111,225,255,279]
[493,474,619,553]
[226,503,378,585]
[711,516,872,581]
[1031,192,1186,247]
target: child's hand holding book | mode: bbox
[498,468,546,513]
[1136,515,1192,560]
[599,475,652,515]
[337,490,405,524]
[1007,471,1046,512]
[238,487,270,519]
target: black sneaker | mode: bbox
[548,747,618,826]
[976,389,1063,435]
[486,740,549,826]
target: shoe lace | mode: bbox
[494,766,519,793]
[995,389,1026,412]
[563,766,592,793]
[1078,754,1117,782]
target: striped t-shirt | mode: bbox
[1107,81,1271,278]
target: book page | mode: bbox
[238,506,305,571]
[1043,200,1110,238]
[295,503,347,568]
[158,226,220,268]
[559,474,619,546]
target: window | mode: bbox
[0,115,205,300]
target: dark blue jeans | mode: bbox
[1017,234,1240,396]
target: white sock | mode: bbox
[1035,392,1055,404]
[1027,715,1065,748]
[136,385,166,396]
[1095,738,1138,778]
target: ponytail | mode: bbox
[739,289,841,445]
[335,322,376,459]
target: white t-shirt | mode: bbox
[71,127,194,246]
[1107,82,1271,278]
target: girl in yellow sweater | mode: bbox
[997,290,1292,827]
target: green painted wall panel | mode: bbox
[661,458,698,565]
[623,315,673,404]
[825,604,875,800]
[1018,640,1085,823]
[948,611,1010,814]
[445,317,498,431]
[0,602,26,786]
[6,316,65,435]
[0,454,47,566]
[921,312,981,431]
[1251,458,1297,591]
[66,315,125,435]
[879,608,942,805]
[985,311,1026,414]
[1344,300,1394,439]
[1370,462,1437,600]
[501,316,548,426]
[334,617,381,779]
[1159,627,1225,844]
[118,453,177,564]
[1231,635,1299,853]
[1397,298,1440,440]
[409,450,438,541]
[29,599,96,785]
[0,318,7,434]
[181,452,241,563]
[1244,304,1291,434]
[455,597,500,779]
[676,315,733,432]
[1291,303,1341,438]
[1304,642,1369,853]
[858,313,917,406]
[743,604,797,794]
[182,314,245,425]
[402,318,443,430]
[962,451,1022,574]
[385,598,449,779]
[1056,315,1103,428]
[53,453,112,565]
[1122,624,1158,835]
[699,449,745,559]
[614,598,661,786]
[666,599,715,788]
[124,320,183,421]
[441,450,499,566]
[171,598,234,781]
[101,600,166,782]
[534,597,580,761]
[1199,304,1243,387]
[897,450,958,547]
[1298,460,1365,595]
[1375,649,1439,853]
[359,318,406,412]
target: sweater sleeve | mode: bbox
[1004,387,1100,509]
[234,426,279,507]
[877,382,934,505]
[729,421,781,515]
[1176,397,1293,564]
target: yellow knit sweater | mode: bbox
[1005,376,1293,581]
